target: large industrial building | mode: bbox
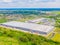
[26,18,55,26]
[0,21,54,35]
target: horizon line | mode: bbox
[0,8,60,11]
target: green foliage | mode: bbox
[0,27,60,45]
[19,36,29,42]
[0,18,7,23]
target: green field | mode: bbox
[51,28,60,42]
[0,36,19,45]
[0,18,7,23]
[0,27,60,45]
[52,33,60,42]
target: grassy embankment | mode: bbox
[0,27,60,45]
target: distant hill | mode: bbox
[0,8,60,14]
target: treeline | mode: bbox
[0,10,41,15]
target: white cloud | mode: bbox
[0,0,60,8]
[3,0,12,2]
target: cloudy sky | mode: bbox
[0,0,60,8]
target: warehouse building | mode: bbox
[0,21,54,35]
[26,18,55,26]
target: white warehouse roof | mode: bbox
[27,18,45,23]
[0,21,54,35]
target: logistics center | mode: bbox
[0,21,54,35]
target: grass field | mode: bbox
[50,28,60,42]
[0,36,19,45]
[54,28,60,32]
[0,27,60,45]
[51,33,60,42]
[0,18,7,23]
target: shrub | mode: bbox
[19,36,29,42]
[7,33,13,37]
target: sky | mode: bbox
[0,0,60,8]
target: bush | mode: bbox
[19,36,29,42]
[0,32,3,36]
[7,33,13,37]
